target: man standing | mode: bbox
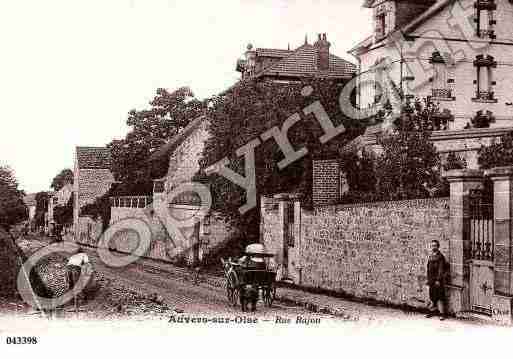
[426,240,447,320]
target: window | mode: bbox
[376,13,386,39]
[429,52,455,101]
[374,5,387,41]
[475,0,497,39]
[472,55,497,103]
[153,179,165,193]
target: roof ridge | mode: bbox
[257,43,355,78]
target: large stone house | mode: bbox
[349,0,513,129]
[344,0,513,169]
[73,147,114,243]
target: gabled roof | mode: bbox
[402,0,455,34]
[76,147,111,169]
[350,0,454,56]
[149,115,208,162]
[347,36,373,55]
[257,44,356,80]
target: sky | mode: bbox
[0,0,371,194]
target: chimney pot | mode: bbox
[314,33,331,71]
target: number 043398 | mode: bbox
[5,336,38,344]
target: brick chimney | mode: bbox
[314,33,331,71]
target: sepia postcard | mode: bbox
[2,1,513,357]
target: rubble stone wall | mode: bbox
[261,196,451,309]
[300,198,450,308]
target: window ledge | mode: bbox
[471,98,498,103]
[431,96,456,102]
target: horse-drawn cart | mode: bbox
[221,246,277,311]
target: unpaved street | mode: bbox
[17,237,338,323]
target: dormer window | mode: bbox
[474,0,497,39]
[374,5,388,41]
[375,13,386,39]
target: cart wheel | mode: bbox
[226,283,235,304]
[234,288,241,308]
[264,285,276,307]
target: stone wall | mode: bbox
[108,203,236,265]
[261,196,451,309]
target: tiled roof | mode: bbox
[257,44,356,80]
[256,48,293,58]
[76,147,111,169]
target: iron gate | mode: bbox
[467,184,494,316]
[468,187,494,261]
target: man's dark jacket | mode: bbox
[427,251,446,286]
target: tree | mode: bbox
[53,196,73,226]
[443,152,467,171]
[197,78,364,240]
[50,169,73,191]
[108,87,206,191]
[375,100,444,200]
[478,132,513,170]
[0,166,27,230]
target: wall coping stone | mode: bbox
[485,166,513,180]
[443,169,484,182]
[313,197,449,212]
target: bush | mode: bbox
[443,152,467,171]
[478,132,513,169]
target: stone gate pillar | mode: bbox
[444,169,484,314]
[485,166,513,324]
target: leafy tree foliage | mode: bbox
[53,196,74,226]
[375,131,442,200]
[0,166,27,230]
[478,132,513,170]
[108,87,205,191]
[197,78,364,240]
[375,100,445,200]
[50,168,73,191]
[443,152,467,171]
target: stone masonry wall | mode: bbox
[108,204,236,264]
[299,198,450,308]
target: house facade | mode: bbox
[349,0,513,130]
[73,147,114,242]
